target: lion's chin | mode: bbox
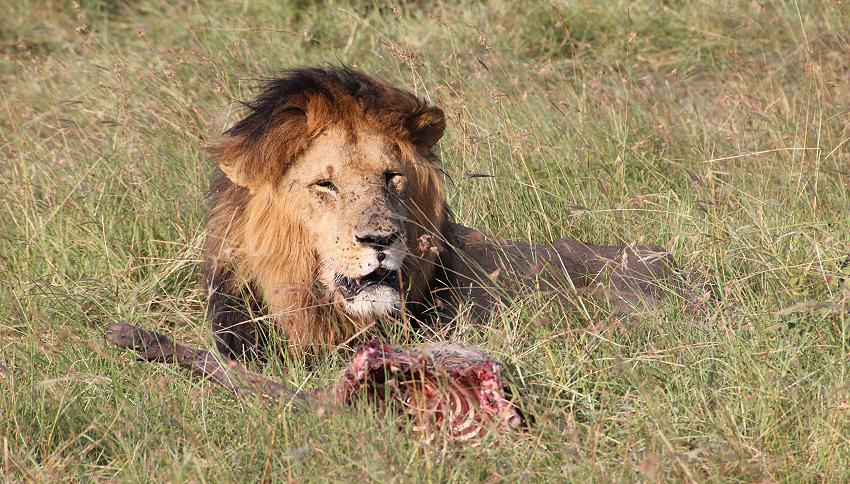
[340,286,401,319]
[332,267,402,319]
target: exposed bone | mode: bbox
[105,322,314,408]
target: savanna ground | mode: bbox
[2,0,849,481]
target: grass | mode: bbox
[2,0,849,480]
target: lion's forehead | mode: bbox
[295,128,403,178]
[354,131,403,161]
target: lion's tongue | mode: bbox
[350,268,388,291]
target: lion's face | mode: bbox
[209,68,447,350]
[280,127,412,318]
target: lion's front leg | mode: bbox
[207,267,266,360]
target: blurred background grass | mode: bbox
[1,0,849,480]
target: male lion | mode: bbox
[205,67,678,359]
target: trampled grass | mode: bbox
[1,0,849,481]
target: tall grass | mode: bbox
[2,0,849,480]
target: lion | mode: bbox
[204,67,680,359]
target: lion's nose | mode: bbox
[355,231,401,249]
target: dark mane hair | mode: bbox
[226,66,442,143]
[211,66,444,187]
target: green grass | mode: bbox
[2,0,849,480]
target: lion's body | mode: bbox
[205,67,679,359]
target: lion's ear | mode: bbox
[407,106,445,151]
[212,99,311,193]
[210,135,263,193]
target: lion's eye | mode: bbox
[384,171,404,189]
[384,171,400,183]
[313,180,337,192]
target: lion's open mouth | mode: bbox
[335,268,400,299]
